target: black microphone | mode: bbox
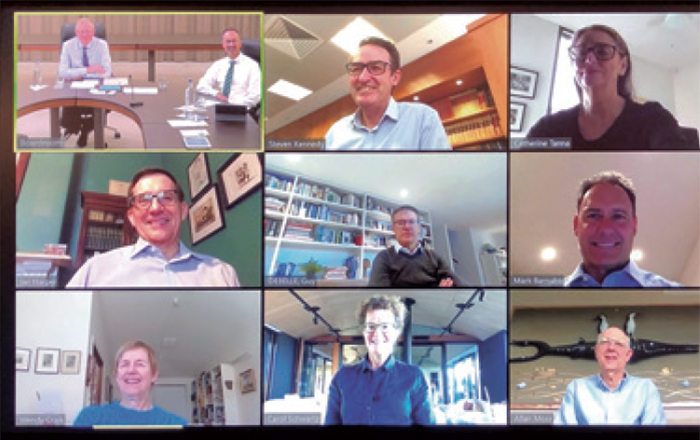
[129,74,143,107]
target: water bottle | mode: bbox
[32,59,42,87]
[184,79,194,119]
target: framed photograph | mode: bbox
[510,66,539,99]
[189,185,225,245]
[218,153,262,209]
[35,348,60,374]
[61,350,81,374]
[239,368,256,394]
[16,348,31,371]
[187,153,211,201]
[510,102,527,133]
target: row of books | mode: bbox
[288,200,361,226]
[84,225,123,250]
[265,196,286,213]
[265,173,294,192]
[432,85,495,121]
[446,113,504,146]
[294,181,363,208]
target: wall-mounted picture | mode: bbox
[61,350,81,374]
[35,348,60,374]
[510,102,526,133]
[189,185,225,245]
[218,153,262,209]
[187,153,212,201]
[239,368,256,394]
[16,348,31,371]
[510,66,538,99]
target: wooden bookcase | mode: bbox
[264,168,433,284]
[75,191,136,269]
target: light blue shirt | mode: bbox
[564,260,682,288]
[555,374,666,425]
[59,36,112,79]
[74,401,187,426]
[66,238,239,288]
[325,98,451,150]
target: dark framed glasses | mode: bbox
[345,60,391,77]
[568,43,620,65]
[129,189,181,210]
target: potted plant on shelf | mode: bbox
[300,258,325,280]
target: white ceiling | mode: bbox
[264,288,507,342]
[536,13,700,71]
[264,14,484,131]
[510,152,700,283]
[93,290,260,379]
[265,152,507,233]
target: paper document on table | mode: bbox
[168,120,208,128]
[122,87,158,95]
[104,77,129,86]
[71,80,99,89]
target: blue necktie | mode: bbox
[82,46,89,67]
[222,60,234,98]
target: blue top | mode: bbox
[66,238,239,288]
[324,355,434,426]
[564,260,681,288]
[325,98,451,150]
[554,374,666,425]
[59,36,112,79]
[73,401,187,426]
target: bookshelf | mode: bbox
[75,191,137,269]
[191,364,237,426]
[265,169,433,284]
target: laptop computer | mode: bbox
[215,104,248,122]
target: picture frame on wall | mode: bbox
[16,348,30,371]
[61,350,81,374]
[35,348,60,374]
[239,368,256,394]
[187,152,212,202]
[189,185,225,245]
[218,153,262,210]
[510,102,526,133]
[510,66,538,99]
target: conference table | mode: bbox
[16,74,261,151]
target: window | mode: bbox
[549,27,577,114]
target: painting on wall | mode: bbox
[35,348,60,374]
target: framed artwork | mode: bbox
[187,153,211,201]
[61,350,81,374]
[510,66,539,99]
[239,368,256,394]
[16,348,31,371]
[510,102,526,133]
[35,348,60,374]
[189,185,225,245]
[218,153,262,209]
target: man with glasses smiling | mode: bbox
[369,205,465,287]
[67,167,239,287]
[554,326,665,425]
[325,37,451,150]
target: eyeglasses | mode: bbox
[568,43,620,66]
[393,219,418,227]
[129,189,181,210]
[363,322,398,333]
[345,61,391,77]
[597,335,629,349]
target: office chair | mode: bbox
[241,39,261,124]
[59,22,121,145]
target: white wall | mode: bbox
[16,291,93,425]
[674,63,700,130]
[680,236,700,287]
[633,56,676,112]
[510,14,560,134]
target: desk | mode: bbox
[17,75,261,151]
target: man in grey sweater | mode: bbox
[369,205,464,288]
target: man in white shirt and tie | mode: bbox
[197,28,261,108]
